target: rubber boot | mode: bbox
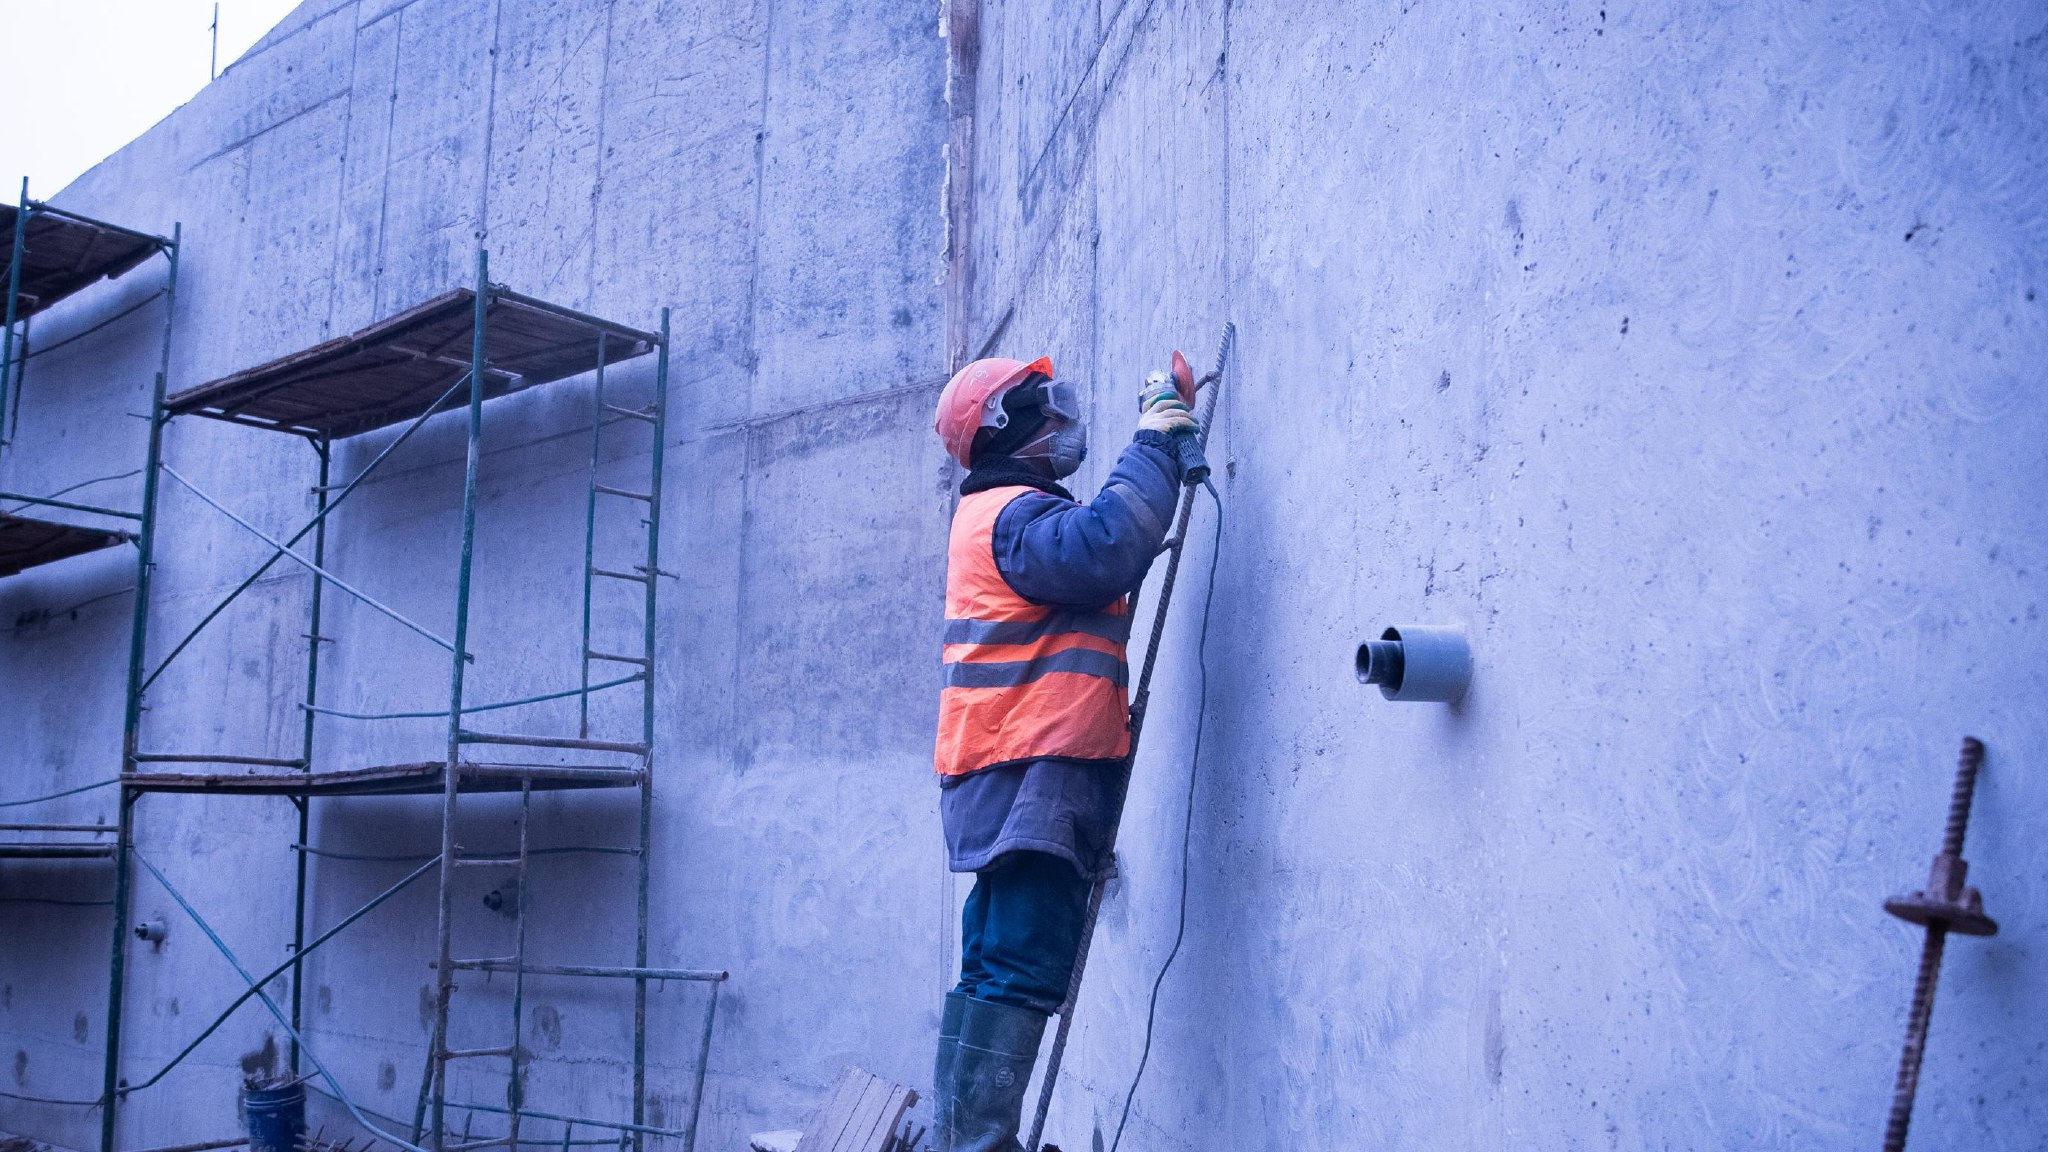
[930,992,968,1150]
[950,996,1048,1152]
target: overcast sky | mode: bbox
[1,0,302,201]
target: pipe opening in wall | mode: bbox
[1356,634,1405,691]
[1354,624,1471,703]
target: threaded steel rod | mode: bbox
[1939,737,1983,858]
[1882,925,1946,1152]
[1881,736,1986,1152]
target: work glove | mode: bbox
[1137,379,1199,438]
[1138,393,1197,437]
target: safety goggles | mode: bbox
[980,376,1083,430]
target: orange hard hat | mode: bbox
[933,355,1054,467]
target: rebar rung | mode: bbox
[594,485,652,502]
[603,403,657,423]
[590,567,652,584]
[585,650,650,667]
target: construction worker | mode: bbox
[927,355,1197,1152]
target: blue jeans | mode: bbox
[953,850,1091,1014]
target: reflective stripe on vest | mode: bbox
[934,486,1133,776]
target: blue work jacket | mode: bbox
[940,430,1183,876]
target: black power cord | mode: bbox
[1110,475,1225,1152]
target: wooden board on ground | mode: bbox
[794,1065,920,1152]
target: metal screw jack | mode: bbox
[1879,736,1997,1152]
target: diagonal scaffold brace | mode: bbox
[1023,321,1235,1152]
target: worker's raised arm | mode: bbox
[990,430,1184,609]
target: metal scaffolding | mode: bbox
[0,176,176,575]
[0,179,177,1120]
[103,248,722,1152]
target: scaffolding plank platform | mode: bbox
[165,288,658,439]
[2,202,165,321]
[123,760,642,797]
[0,511,130,577]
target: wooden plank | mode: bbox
[164,288,658,439]
[886,1084,919,1151]
[121,760,641,797]
[842,1086,891,1152]
[861,1080,909,1152]
[856,1074,905,1147]
[0,203,163,320]
[794,1067,871,1152]
[0,512,129,577]
[795,1065,923,1152]
[823,1076,890,1152]
[845,1082,916,1152]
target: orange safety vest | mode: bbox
[935,487,1133,776]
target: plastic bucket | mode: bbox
[241,1078,306,1152]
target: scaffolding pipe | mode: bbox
[106,220,178,1152]
[634,309,671,1151]
[18,199,170,244]
[441,1100,691,1140]
[131,753,305,767]
[447,961,726,982]
[393,844,638,865]
[1,179,26,456]
[5,312,27,443]
[305,1086,645,1150]
[682,982,718,1152]
[457,731,646,754]
[141,370,474,692]
[431,250,494,1152]
[131,853,430,1152]
[0,491,144,520]
[509,777,534,1148]
[579,331,606,738]
[128,1139,247,1152]
[0,778,120,807]
[120,855,439,1100]
[303,673,643,721]
[2,859,435,1110]
[291,437,331,1075]
[160,463,464,655]
[15,287,165,364]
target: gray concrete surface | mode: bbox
[3,0,2044,1149]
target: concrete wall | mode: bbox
[3,0,2044,1149]
[2,0,950,1147]
[958,1,2046,1149]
